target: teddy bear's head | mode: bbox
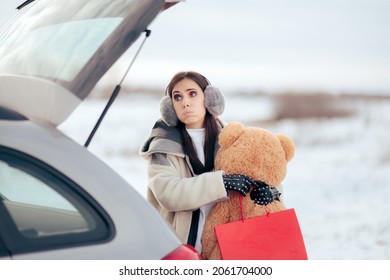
[215,122,295,187]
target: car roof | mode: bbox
[0,0,180,126]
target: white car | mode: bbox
[0,0,201,260]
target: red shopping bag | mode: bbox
[214,197,308,260]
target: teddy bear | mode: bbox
[201,121,295,260]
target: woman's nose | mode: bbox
[182,97,190,107]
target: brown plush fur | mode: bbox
[201,122,295,260]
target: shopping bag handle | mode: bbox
[238,190,269,222]
[239,195,245,222]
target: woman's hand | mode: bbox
[223,174,257,196]
[250,184,280,205]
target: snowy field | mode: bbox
[59,92,390,260]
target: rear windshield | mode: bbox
[0,0,139,82]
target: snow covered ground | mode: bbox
[59,92,390,260]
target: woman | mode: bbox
[139,71,258,254]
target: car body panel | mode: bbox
[0,75,79,125]
[0,120,182,259]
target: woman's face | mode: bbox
[171,78,206,129]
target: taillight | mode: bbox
[162,244,202,260]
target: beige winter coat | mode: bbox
[139,119,228,244]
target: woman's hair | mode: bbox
[167,71,219,175]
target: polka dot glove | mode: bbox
[223,174,257,196]
[250,184,279,205]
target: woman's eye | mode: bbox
[189,91,197,97]
[173,94,182,101]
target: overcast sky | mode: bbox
[1,0,390,94]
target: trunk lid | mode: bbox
[0,0,179,126]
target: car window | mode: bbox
[0,18,121,82]
[0,160,91,237]
[0,0,163,101]
[0,0,147,83]
[0,147,113,254]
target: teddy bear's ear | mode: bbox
[277,134,295,162]
[219,121,244,148]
